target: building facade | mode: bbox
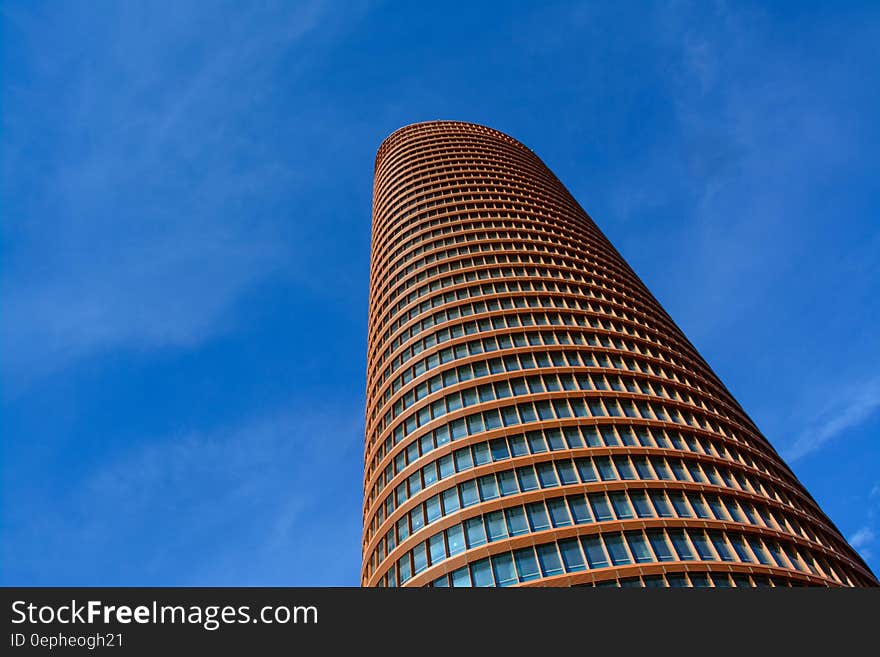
[361,120,877,588]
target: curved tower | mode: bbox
[362,120,877,588]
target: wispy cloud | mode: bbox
[653,2,858,335]
[0,1,355,389]
[846,484,880,562]
[784,379,880,462]
[850,527,875,553]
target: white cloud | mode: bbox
[784,379,880,461]
[849,527,875,552]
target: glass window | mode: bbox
[478,474,499,500]
[509,435,528,456]
[425,495,441,523]
[650,491,674,518]
[595,456,617,481]
[413,542,428,574]
[490,438,510,461]
[556,460,578,485]
[385,528,395,553]
[438,454,454,479]
[465,517,487,548]
[397,516,410,542]
[704,572,729,588]
[706,495,729,521]
[459,480,479,507]
[454,448,473,472]
[653,459,671,479]
[547,498,572,526]
[472,442,491,465]
[724,498,746,523]
[740,502,759,526]
[517,466,539,491]
[669,491,693,517]
[625,531,653,563]
[609,492,634,519]
[589,493,613,521]
[666,573,688,588]
[494,381,510,399]
[559,538,586,572]
[498,470,518,496]
[423,462,438,487]
[442,487,460,514]
[552,399,572,419]
[410,506,425,532]
[526,502,551,531]
[470,558,494,587]
[485,511,507,542]
[582,536,609,568]
[502,406,521,427]
[450,418,467,439]
[630,491,654,518]
[749,537,773,565]
[730,535,754,563]
[398,555,412,584]
[647,530,674,561]
[692,532,715,560]
[564,427,585,448]
[450,566,471,587]
[518,403,537,423]
[588,399,606,416]
[536,462,560,487]
[669,459,689,481]
[514,547,541,582]
[633,456,654,479]
[505,506,529,536]
[570,398,589,417]
[605,534,632,565]
[782,544,805,572]
[669,529,695,560]
[709,532,735,561]
[600,426,620,446]
[428,532,446,564]
[537,543,564,577]
[527,431,548,453]
[704,465,723,486]
[582,427,602,447]
[386,564,397,588]
[408,471,422,497]
[635,427,653,447]
[568,495,593,524]
[446,524,466,556]
[689,493,711,519]
[575,458,598,482]
[396,482,408,506]
[492,553,517,587]
[546,428,566,450]
[615,457,636,480]
[483,408,502,430]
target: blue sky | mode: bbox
[2,1,878,585]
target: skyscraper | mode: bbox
[362,120,877,587]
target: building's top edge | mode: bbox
[378,120,495,144]
[374,120,531,168]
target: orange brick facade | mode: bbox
[361,121,878,588]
